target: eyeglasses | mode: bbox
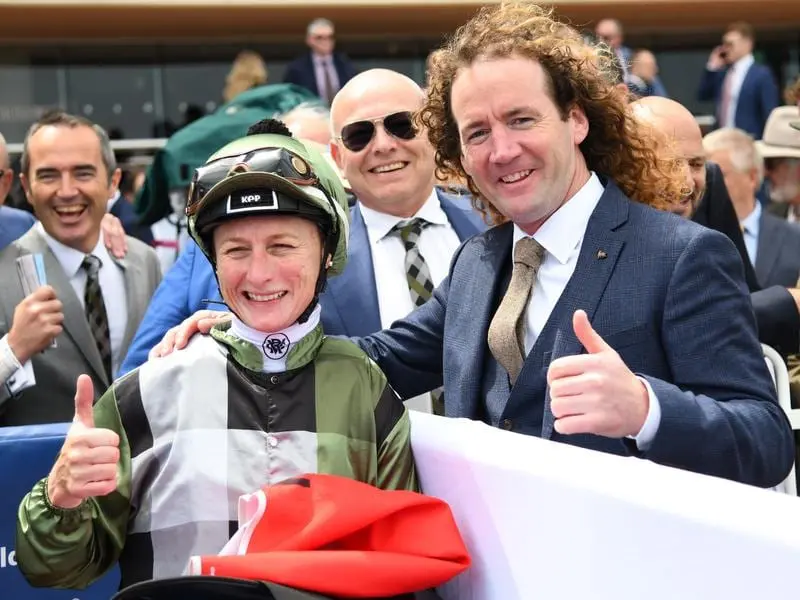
[338,111,417,153]
[311,33,334,41]
[186,147,320,217]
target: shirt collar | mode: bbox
[512,172,605,264]
[740,200,762,235]
[358,188,448,245]
[37,221,115,279]
[732,54,754,73]
[225,304,322,373]
[107,190,121,212]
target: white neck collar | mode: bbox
[229,305,321,373]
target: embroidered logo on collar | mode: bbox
[262,333,290,359]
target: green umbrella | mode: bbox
[133,83,321,226]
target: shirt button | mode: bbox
[501,419,513,431]
[270,375,279,385]
[268,436,278,448]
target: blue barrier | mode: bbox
[0,423,120,599]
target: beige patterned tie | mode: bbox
[487,237,546,385]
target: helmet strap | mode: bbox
[296,230,336,324]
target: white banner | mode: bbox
[410,412,800,600]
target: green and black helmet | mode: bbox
[186,120,350,323]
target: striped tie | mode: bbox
[82,255,112,382]
[391,218,435,307]
[390,218,443,414]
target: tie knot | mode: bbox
[391,218,428,245]
[82,254,102,277]
[514,237,545,269]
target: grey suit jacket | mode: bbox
[0,227,161,426]
[754,210,800,288]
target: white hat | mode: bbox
[755,106,800,159]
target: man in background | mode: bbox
[704,127,800,289]
[284,18,358,105]
[0,132,35,251]
[633,96,800,357]
[760,107,800,222]
[595,18,668,97]
[698,21,779,139]
[108,167,154,245]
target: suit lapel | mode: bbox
[754,211,781,287]
[525,184,630,439]
[437,190,480,241]
[450,223,513,420]
[17,228,109,387]
[112,250,144,356]
[324,206,381,336]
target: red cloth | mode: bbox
[190,474,470,598]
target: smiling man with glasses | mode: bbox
[284,18,359,106]
[321,68,484,413]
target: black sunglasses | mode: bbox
[338,111,417,153]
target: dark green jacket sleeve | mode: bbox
[15,384,132,589]
[374,382,419,493]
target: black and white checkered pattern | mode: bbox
[389,218,444,414]
[391,218,435,307]
[82,254,112,382]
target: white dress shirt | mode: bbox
[359,189,462,412]
[718,54,754,129]
[1,223,129,394]
[512,172,661,449]
[360,190,461,328]
[740,201,761,267]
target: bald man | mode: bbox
[0,132,35,251]
[628,50,661,98]
[281,102,333,146]
[323,68,484,412]
[633,96,800,356]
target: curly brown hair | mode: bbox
[420,1,684,225]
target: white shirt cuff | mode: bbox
[0,334,36,395]
[628,376,661,451]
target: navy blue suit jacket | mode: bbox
[359,181,794,488]
[0,205,35,252]
[698,62,780,139]
[120,189,485,374]
[110,197,154,246]
[283,52,358,99]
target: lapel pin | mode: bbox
[596,249,607,260]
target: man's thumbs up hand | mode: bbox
[546,310,649,439]
[47,375,120,509]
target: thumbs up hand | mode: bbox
[47,375,120,509]
[546,310,649,439]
